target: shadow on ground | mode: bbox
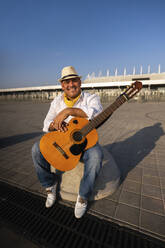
[0,132,43,149]
[104,122,165,183]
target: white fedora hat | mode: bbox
[58,66,82,82]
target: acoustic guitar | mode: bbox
[40,81,142,171]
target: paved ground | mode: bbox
[0,100,165,242]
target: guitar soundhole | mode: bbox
[72,131,83,142]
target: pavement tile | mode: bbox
[156,150,165,156]
[162,189,165,203]
[131,167,143,174]
[159,170,165,177]
[142,184,162,200]
[158,165,165,171]
[10,164,33,175]
[122,179,141,194]
[160,178,165,188]
[91,199,117,218]
[156,153,165,159]
[0,167,11,175]
[157,156,164,164]
[126,168,142,183]
[0,161,15,170]
[138,162,157,169]
[141,195,164,215]
[143,168,159,177]
[0,170,17,180]
[140,210,165,237]
[115,203,140,226]
[29,181,46,195]
[10,172,28,185]
[19,175,38,188]
[142,163,157,169]
[141,157,157,165]
[9,163,24,172]
[143,176,160,187]
[119,190,140,208]
[143,159,157,165]
[106,184,122,202]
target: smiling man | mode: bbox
[32,66,103,218]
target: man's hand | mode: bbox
[52,109,70,132]
[48,107,88,132]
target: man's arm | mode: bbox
[49,107,88,132]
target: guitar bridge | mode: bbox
[53,142,69,159]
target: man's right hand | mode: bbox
[49,120,68,132]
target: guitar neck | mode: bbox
[81,94,127,136]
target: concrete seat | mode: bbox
[51,147,121,202]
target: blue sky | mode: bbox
[0,0,165,88]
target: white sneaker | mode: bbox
[74,195,87,218]
[45,184,57,208]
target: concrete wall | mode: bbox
[1,88,165,102]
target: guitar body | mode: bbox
[40,117,98,171]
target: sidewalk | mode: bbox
[0,100,165,242]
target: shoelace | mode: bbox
[46,189,53,194]
[78,197,87,204]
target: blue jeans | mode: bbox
[32,140,103,200]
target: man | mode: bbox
[32,66,103,218]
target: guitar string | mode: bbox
[82,96,125,135]
[73,94,127,140]
[73,94,126,141]
[80,95,126,136]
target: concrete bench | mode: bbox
[51,147,121,202]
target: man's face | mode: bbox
[61,77,81,99]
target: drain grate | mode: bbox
[0,181,164,248]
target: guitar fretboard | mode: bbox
[81,94,126,136]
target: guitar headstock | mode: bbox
[123,81,143,100]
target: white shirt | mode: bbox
[43,91,103,132]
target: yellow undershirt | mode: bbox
[64,93,81,107]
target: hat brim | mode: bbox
[58,75,82,82]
